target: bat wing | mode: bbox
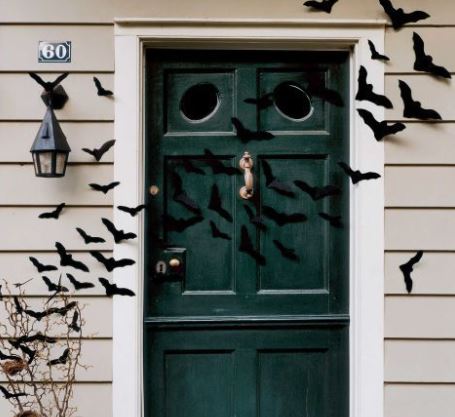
[98,139,116,156]
[29,72,46,88]
[431,63,452,79]
[385,122,406,136]
[357,108,379,131]
[182,159,205,175]
[337,162,355,178]
[409,250,424,266]
[316,185,341,199]
[293,180,315,198]
[82,148,96,158]
[52,72,69,88]
[93,77,102,91]
[398,80,413,106]
[261,159,275,185]
[379,0,397,16]
[359,172,381,181]
[412,32,426,61]
[371,92,394,109]
[90,250,108,268]
[404,10,430,25]
[116,286,136,296]
[67,257,89,272]
[101,217,118,238]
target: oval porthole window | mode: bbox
[273,82,313,121]
[180,83,220,122]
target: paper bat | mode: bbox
[69,311,81,332]
[13,296,24,315]
[67,273,95,290]
[273,239,299,262]
[76,227,106,244]
[208,184,233,222]
[11,332,56,348]
[48,348,70,366]
[101,218,137,243]
[319,212,343,228]
[181,159,205,175]
[29,72,68,92]
[0,349,21,362]
[29,257,58,273]
[203,149,241,176]
[399,250,423,293]
[55,242,89,272]
[93,77,113,96]
[171,171,201,214]
[243,204,267,231]
[42,276,68,293]
[413,32,451,79]
[306,72,344,107]
[261,159,295,197]
[89,181,120,194]
[15,344,36,364]
[338,162,381,184]
[356,66,393,109]
[117,204,147,217]
[368,40,390,62]
[303,0,338,13]
[262,206,307,226]
[357,108,406,140]
[379,0,430,29]
[244,93,274,109]
[89,251,135,272]
[231,117,275,142]
[38,203,66,219]
[82,139,116,161]
[0,385,27,399]
[163,214,204,233]
[294,180,340,200]
[239,225,266,265]
[99,277,135,297]
[209,220,231,240]
[399,80,442,120]
[13,278,34,289]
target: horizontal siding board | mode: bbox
[0,165,113,205]
[0,26,114,71]
[385,252,455,295]
[385,340,455,382]
[0,73,113,121]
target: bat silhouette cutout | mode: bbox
[67,273,95,290]
[38,203,66,219]
[181,159,205,175]
[16,344,36,364]
[0,349,21,362]
[171,171,201,214]
[11,332,57,348]
[357,108,406,140]
[101,218,137,243]
[244,93,274,109]
[204,149,241,176]
[262,206,307,227]
[90,250,136,272]
[13,278,33,288]
[89,181,120,194]
[306,73,344,107]
[399,250,423,293]
[55,242,89,272]
[99,277,135,297]
[69,311,81,332]
[48,348,70,366]
[42,276,68,293]
[239,226,266,265]
[24,308,55,321]
[303,0,338,13]
[208,184,233,222]
[231,117,275,142]
[93,77,113,96]
[54,302,77,317]
[163,214,204,233]
[13,296,24,315]
[243,204,267,231]
[399,80,442,120]
[82,139,116,162]
[379,0,430,30]
[338,162,381,184]
[29,72,68,92]
[29,257,57,273]
[319,212,343,228]
[210,221,231,240]
[261,160,295,197]
[356,66,393,109]
[0,386,27,399]
[117,204,146,217]
[273,239,300,262]
[294,180,340,200]
[76,227,105,244]
[413,32,451,79]
[368,40,390,62]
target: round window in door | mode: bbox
[180,82,220,123]
[273,82,313,121]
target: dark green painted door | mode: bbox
[144,49,350,417]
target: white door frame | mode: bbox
[113,18,386,417]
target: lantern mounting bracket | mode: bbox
[40,85,68,110]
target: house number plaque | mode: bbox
[38,41,72,63]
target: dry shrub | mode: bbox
[15,412,40,417]
[2,359,27,376]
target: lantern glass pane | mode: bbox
[39,152,54,175]
[32,153,40,175]
[55,153,67,175]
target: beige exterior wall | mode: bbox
[1,1,453,416]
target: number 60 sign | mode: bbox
[38,41,72,63]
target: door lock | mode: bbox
[154,248,186,281]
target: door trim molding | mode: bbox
[114,19,385,417]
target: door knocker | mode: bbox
[239,151,254,200]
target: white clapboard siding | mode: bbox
[385,384,455,417]
[0,165,114,206]
[385,167,455,207]
[385,75,453,121]
[0,26,114,72]
[385,340,455,382]
[0,74,113,121]
[0,383,112,417]
[385,252,455,295]
[385,296,455,338]
[385,27,455,74]
[0,207,114,251]
[0,122,114,163]
[385,123,455,165]
[385,209,455,250]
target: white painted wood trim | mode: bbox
[114,20,385,417]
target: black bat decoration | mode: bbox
[399,250,423,293]
[0,385,27,399]
[306,73,344,107]
[13,278,33,289]
[294,180,340,200]
[262,206,307,227]
[239,225,266,265]
[76,227,106,244]
[42,276,69,293]
[67,273,95,290]
[29,72,69,92]
[117,204,146,217]
[171,171,201,214]
[319,212,343,228]
[99,277,136,297]
[89,251,136,272]
[204,149,241,176]
[379,0,430,30]
[244,93,274,109]
[48,348,70,366]
[356,66,393,109]
[82,139,116,162]
[163,214,204,233]
[24,302,77,322]
[69,311,81,332]
[338,162,381,184]
[261,160,295,197]
[243,204,267,231]
[55,242,90,272]
[93,77,113,96]
[0,349,21,362]
[15,344,36,364]
[357,108,406,141]
[11,332,57,348]
[101,218,137,243]
[413,32,451,79]
[273,239,299,262]
[89,181,120,194]
[209,220,231,241]
[231,117,275,142]
[368,40,390,62]
[29,257,57,273]
[398,80,442,120]
[38,203,66,219]
[13,296,24,315]
[208,184,233,222]
[181,159,205,175]
[303,0,338,13]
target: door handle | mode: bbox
[239,151,254,200]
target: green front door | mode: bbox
[144,49,349,417]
